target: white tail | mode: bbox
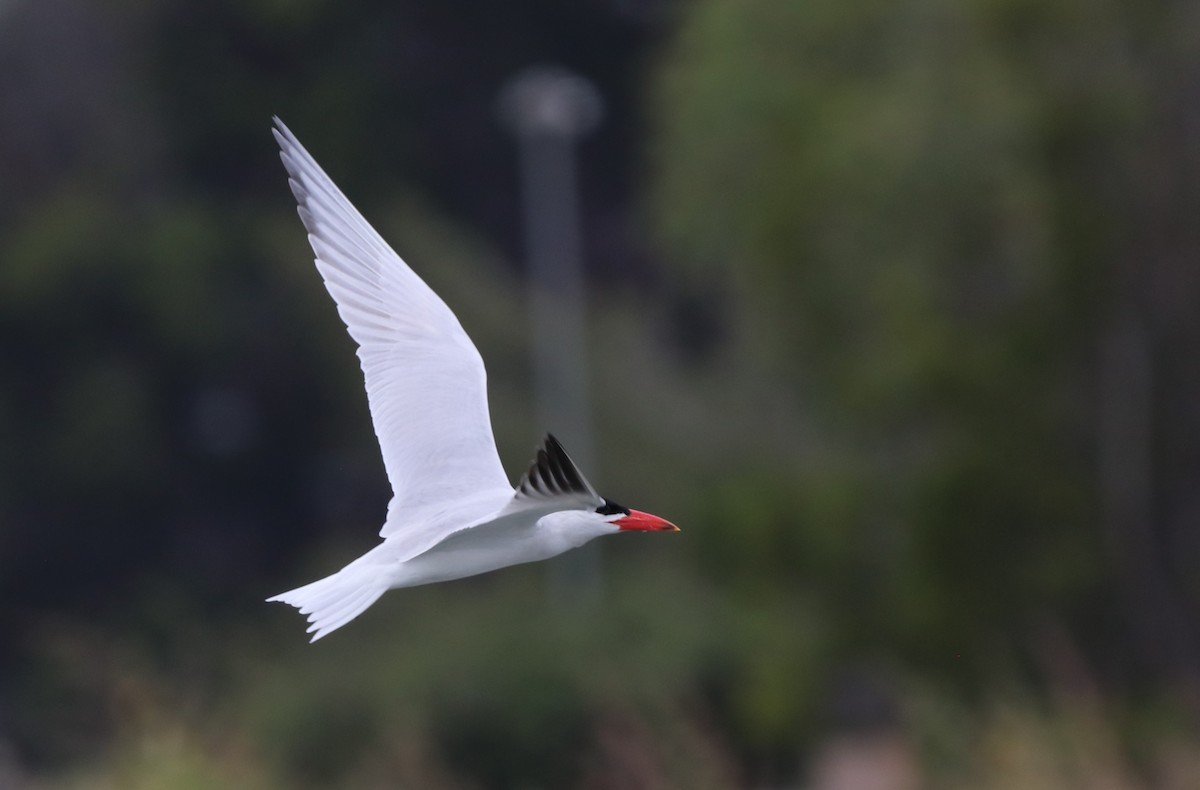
[267,561,390,642]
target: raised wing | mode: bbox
[512,434,602,510]
[274,118,512,533]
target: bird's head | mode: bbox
[595,498,680,533]
[542,498,679,549]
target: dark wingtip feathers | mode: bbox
[516,434,593,500]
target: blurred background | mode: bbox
[3,0,1200,787]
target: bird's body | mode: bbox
[266,119,677,641]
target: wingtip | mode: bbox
[515,432,597,502]
[272,117,300,154]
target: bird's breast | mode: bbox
[387,514,572,589]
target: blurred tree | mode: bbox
[651,0,1200,686]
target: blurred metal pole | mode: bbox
[499,67,604,605]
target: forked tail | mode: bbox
[267,561,390,642]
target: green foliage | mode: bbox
[28,573,1200,788]
[648,0,1162,675]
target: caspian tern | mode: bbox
[266,118,679,641]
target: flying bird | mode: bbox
[266,118,679,641]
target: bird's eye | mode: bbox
[596,499,629,516]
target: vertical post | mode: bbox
[499,67,605,604]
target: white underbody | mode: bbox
[372,490,614,589]
[389,515,588,586]
[269,487,619,641]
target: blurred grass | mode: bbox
[12,555,1199,789]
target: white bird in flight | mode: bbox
[266,118,679,641]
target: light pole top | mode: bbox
[498,66,604,139]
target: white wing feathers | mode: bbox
[272,118,512,535]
